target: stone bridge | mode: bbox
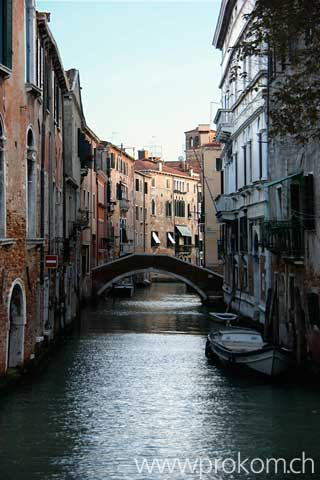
[92,254,223,303]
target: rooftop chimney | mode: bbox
[138,150,149,160]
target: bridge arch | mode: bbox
[92,254,223,303]
[96,268,208,300]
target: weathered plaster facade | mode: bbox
[135,154,200,263]
[213,0,270,323]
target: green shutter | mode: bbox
[4,0,12,69]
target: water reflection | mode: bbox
[0,282,319,480]
[80,282,215,335]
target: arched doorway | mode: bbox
[7,282,26,369]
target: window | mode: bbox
[136,206,139,221]
[92,193,96,219]
[81,246,90,276]
[248,141,252,183]
[44,59,51,111]
[186,183,189,192]
[151,177,155,187]
[166,179,170,189]
[165,201,172,217]
[36,37,43,89]
[187,204,191,218]
[144,182,148,194]
[0,1,12,69]
[54,77,61,126]
[0,119,5,237]
[27,128,37,238]
[25,0,35,83]
[307,293,320,327]
[276,187,282,220]
[151,231,160,247]
[140,207,143,221]
[303,174,315,230]
[242,145,247,186]
[151,199,156,215]
[174,200,185,217]
[240,216,248,252]
[290,183,300,218]
[116,183,122,200]
[234,153,238,191]
[135,178,140,191]
[258,132,263,179]
[167,232,175,248]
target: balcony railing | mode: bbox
[214,108,233,143]
[119,198,130,211]
[262,219,304,258]
[175,245,193,254]
[215,194,234,213]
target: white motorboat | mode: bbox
[205,328,291,377]
[209,312,239,325]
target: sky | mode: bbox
[38,0,222,161]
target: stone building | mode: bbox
[63,69,100,314]
[79,126,100,302]
[213,0,269,323]
[260,48,320,366]
[182,125,222,270]
[135,152,199,263]
[37,12,69,339]
[95,142,135,261]
[134,171,151,254]
[184,124,217,169]
[168,125,222,269]
[0,2,69,375]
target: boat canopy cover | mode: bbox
[175,225,192,237]
[167,232,176,244]
[152,231,161,244]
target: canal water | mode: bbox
[0,282,320,480]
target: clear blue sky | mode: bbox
[38,1,222,161]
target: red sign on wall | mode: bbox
[45,255,58,269]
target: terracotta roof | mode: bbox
[165,160,201,175]
[202,141,221,148]
[184,125,216,134]
[135,160,197,180]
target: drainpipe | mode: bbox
[40,92,46,332]
[61,95,67,329]
[201,151,206,267]
[143,177,146,253]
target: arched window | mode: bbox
[189,137,193,149]
[27,128,37,238]
[0,118,5,237]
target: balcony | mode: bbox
[175,245,193,254]
[214,108,233,143]
[262,219,304,258]
[119,198,130,211]
[215,194,236,222]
